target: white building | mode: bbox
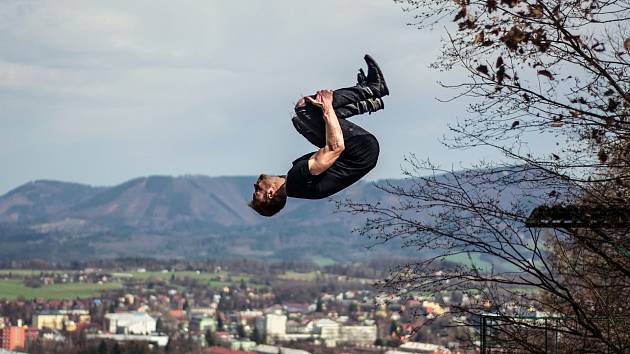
[304,318,376,346]
[105,312,156,335]
[398,342,450,353]
[256,312,377,347]
[339,324,377,345]
[256,313,287,342]
[86,333,169,347]
[254,344,311,354]
[309,318,340,342]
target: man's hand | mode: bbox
[306,90,334,110]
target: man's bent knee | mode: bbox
[294,97,306,109]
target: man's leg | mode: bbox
[293,51,389,147]
[335,97,384,119]
[298,85,374,111]
[292,114,325,148]
[293,93,379,148]
[297,84,385,117]
[309,54,388,109]
[330,86,375,108]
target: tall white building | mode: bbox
[255,313,287,343]
[105,312,156,335]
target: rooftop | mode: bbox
[105,312,155,321]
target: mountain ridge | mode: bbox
[0,175,390,262]
[0,170,551,264]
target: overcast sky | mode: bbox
[0,0,499,194]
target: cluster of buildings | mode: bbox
[19,270,113,289]
[0,267,474,353]
[1,295,456,353]
[255,306,377,347]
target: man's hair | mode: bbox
[248,184,287,217]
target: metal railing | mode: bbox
[478,314,630,354]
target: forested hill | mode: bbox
[0,175,396,262]
[0,172,547,263]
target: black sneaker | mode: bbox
[364,54,389,97]
[357,68,367,86]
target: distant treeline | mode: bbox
[0,256,415,278]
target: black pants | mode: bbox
[292,85,380,174]
[292,85,377,145]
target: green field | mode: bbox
[445,252,493,270]
[0,269,260,297]
[278,271,374,284]
[279,271,321,281]
[310,256,336,267]
[0,279,122,300]
[128,271,255,289]
[129,270,226,281]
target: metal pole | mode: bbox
[545,318,548,353]
[481,316,486,354]
[555,318,559,354]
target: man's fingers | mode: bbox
[304,90,333,107]
[320,90,333,101]
[319,90,333,105]
[306,96,322,107]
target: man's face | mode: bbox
[252,174,273,203]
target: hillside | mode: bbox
[0,171,551,264]
[0,175,401,262]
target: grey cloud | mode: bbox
[0,0,483,194]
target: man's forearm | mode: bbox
[306,90,345,175]
[322,104,345,152]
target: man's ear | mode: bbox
[266,187,275,200]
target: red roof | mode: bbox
[169,309,185,319]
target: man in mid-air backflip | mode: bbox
[250,55,388,217]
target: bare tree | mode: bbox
[342,0,630,352]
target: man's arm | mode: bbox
[306,90,345,176]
